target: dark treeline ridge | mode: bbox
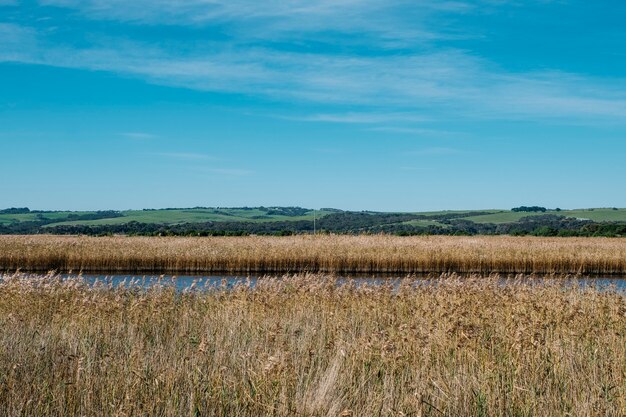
[0,208,32,215]
[1,212,626,237]
[142,206,319,216]
[63,211,125,221]
[0,208,124,217]
[511,206,549,213]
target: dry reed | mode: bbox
[0,272,624,416]
[2,235,626,275]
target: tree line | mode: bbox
[1,212,625,237]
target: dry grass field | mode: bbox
[1,235,626,275]
[0,273,624,416]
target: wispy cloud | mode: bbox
[3,2,626,125]
[0,23,37,54]
[37,0,467,46]
[369,126,460,136]
[290,112,431,124]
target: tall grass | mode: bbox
[0,273,624,416]
[2,235,626,274]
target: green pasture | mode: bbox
[0,211,96,224]
[43,208,335,227]
[401,219,449,228]
[411,209,500,216]
[464,208,626,224]
[2,207,625,228]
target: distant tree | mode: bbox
[532,226,558,236]
[512,206,547,213]
[0,207,30,214]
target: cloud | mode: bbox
[37,0,463,46]
[368,126,460,136]
[0,23,37,54]
[3,2,626,125]
[290,112,431,124]
[41,0,381,22]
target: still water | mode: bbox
[47,274,626,293]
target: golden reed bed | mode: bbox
[0,273,624,416]
[1,235,626,274]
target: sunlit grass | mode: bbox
[2,235,626,275]
[0,272,624,416]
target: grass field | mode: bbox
[0,208,336,227]
[3,207,626,228]
[0,273,623,416]
[0,211,97,225]
[47,208,337,227]
[1,207,625,235]
[465,208,626,224]
[401,219,448,228]
[3,235,626,275]
[46,209,333,227]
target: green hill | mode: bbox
[1,206,625,237]
[0,207,336,227]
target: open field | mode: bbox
[3,207,626,237]
[0,208,335,227]
[0,273,623,416]
[465,208,626,224]
[2,207,626,228]
[400,219,449,228]
[2,235,626,275]
[0,208,474,226]
[45,209,334,227]
[0,211,97,225]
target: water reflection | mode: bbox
[50,274,626,293]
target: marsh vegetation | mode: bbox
[2,235,626,275]
[0,273,624,416]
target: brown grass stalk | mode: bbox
[0,273,624,416]
[1,235,626,275]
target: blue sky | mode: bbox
[1,0,625,211]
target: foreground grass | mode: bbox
[2,235,626,275]
[0,273,624,416]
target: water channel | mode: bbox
[21,274,620,292]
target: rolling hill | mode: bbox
[1,206,625,237]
